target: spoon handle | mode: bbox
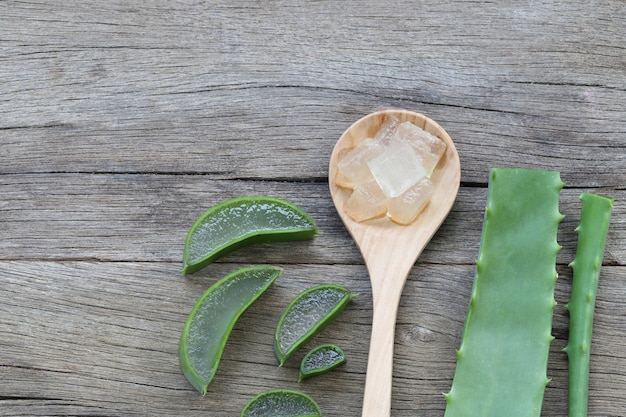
[361,295,400,417]
[361,263,410,417]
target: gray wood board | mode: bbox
[1,1,624,416]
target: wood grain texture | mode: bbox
[1,1,624,416]
[1,261,625,417]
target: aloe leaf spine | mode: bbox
[444,168,564,417]
[565,192,614,417]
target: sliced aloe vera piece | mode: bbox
[299,343,347,382]
[444,168,564,417]
[241,389,322,417]
[274,284,355,366]
[183,196,319,274]
[179,265,282,395]
[565,193,614,417]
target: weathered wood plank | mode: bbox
[1,94,624,187]
[1,261,625,416]
[1,174,624,266]
[1,2,624,185]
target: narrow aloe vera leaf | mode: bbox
[444,168,564,417]
[179,266,282,395]
[565,193,614,417]
[183,196,319,274]
[241,389,322,417]
[299,343,347,382]
[274,284,355,366]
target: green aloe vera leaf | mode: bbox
[179,266,282,395]
[241,389,322,417]
[274,284,355,366]
[444,168,564,417]
[299,343,347,382]
[565,193,614,417]
[183,196,319,274]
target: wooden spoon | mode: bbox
[328,109,460,417]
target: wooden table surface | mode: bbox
[1,1,625,416]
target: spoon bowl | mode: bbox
[329,109,460,417]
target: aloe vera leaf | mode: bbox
[183,196,319,275]
[241,389,322,417]
[179,266,282,395]
[565,193,614,417]
[274,284,355,366]
[299,343,347,382]
[444,168,564,417]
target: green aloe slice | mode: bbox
[274,284,355,366]
[444,168,564,417]
[183,196,319,274]
[241,389,322,417]
[565,193,614,417]
[179,265,282,395]
[299,343,347,382]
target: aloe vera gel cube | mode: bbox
[444,168,564,417]
[368,141,427,197]
[387,178,433,225]
[338,138,384,186]
[345,181,390,222]
[390,121,446,175]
